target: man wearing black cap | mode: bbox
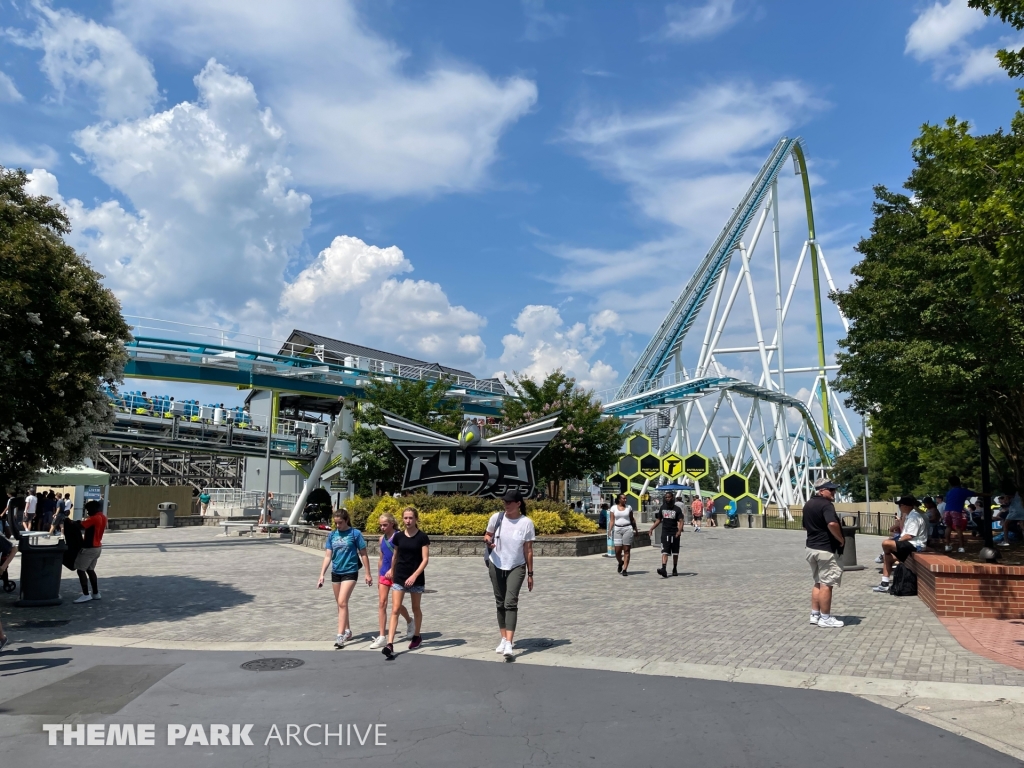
[872,496,927,593]
[803,479,845,628]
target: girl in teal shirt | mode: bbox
[318,508,371,648]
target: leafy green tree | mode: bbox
[969,1,1024,77]
[341,376,463,494]
[833,108,1024,490]
[502,370,624,498]
[0,167,131,491]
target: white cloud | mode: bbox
[497,305,621,392]
[662,0,742,42]
[522,0,568,42]
[0,71,23,102]
[29,59,311,323]
[905,0,987,59]
[567,80,824,229]
[110,0,537,197]
[0,139,58,168]
[12,4,158,119]
[905,1,1010,88]
[280,235,486,365]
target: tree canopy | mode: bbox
[833,104,1024,488]
[502,370,623,497]
[0,167,132,490]
[969,1,1024,77]
[340,376,463,494]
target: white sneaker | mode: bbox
[945,545,952,552]
[334,629,352,648]
[369,635,387,650]
[503,640,515,659]
[874,554,884,564]
[74,594,92,604]
[92,592,101,600]
[809,614,819,625]
[405,620,415,639]
[998,542,1011,547]
[496,639,508,654]
[957,547,966,553]
[817,616,844,628]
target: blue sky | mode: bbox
[1,0,1021,408]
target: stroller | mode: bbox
[1,519,16,594]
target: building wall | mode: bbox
[108,485,196,518]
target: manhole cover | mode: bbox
[422,589,438,594]
[240,658,304,672]
[16,620,70,628]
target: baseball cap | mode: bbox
[814,478,839,492]
[501,489,524,503]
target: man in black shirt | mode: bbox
[803,479,845,629]
[649,492,684,578]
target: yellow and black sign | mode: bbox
[735,493,762,515]
[683,451,710,481]
[720,472,749,500]
[605,472,630,494]
[660,452,683,479]
[638,454,661,479]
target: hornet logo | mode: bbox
[379,411,561,497]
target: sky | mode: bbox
[1,0,1021,410]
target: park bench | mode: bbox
[221,521,257,538]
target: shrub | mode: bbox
[373,495,405,521]
[345,496,377,531]
[563,511,599,533]
[528,510,566,535]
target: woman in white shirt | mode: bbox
[611,493,638,576]
[483,489,535,660]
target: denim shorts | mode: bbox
[391,583,425,594]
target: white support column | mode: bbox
[287,409,348,526]
[339,403,354,500]
[696,254,732,377]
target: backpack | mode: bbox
[888,564,918,596]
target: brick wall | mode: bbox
[907,553,1024,619]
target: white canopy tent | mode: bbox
[34,465,110,519]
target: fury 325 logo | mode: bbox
[378,412,560,497]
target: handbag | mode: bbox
[484,509,505,567]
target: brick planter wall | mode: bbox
[291,527,651,557]
[906,553,1024,619]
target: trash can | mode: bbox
[837,515,865,571]
[158,502,178,528]
[15,537,67,607]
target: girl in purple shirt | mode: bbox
[369,513,413,650]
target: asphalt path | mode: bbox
[0,643,1019,768]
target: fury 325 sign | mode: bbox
[378,412,560,497]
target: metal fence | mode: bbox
[762,506,897,536]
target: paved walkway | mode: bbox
[941,617,1024,671]
[4,526,1024,687]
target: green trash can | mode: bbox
[15,536,67,607]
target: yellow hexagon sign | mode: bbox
[638,453,661,479]
[617,454,640,478]
[660,452,683,479]
[735,493,762,515]
[627,434,651,458]
[683,451,710,481]
[720,472,749,500]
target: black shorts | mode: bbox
[331,571,358,583]
[0,535,11,558]
[661,535,680,555]
[894,539,917,562]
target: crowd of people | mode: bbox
[0,490,108,652]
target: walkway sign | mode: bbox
[683,451,710,481]
[638,454,661,479]
[660,452,683,479]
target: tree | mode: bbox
[0,167,131,491]
[969,1,1024,77]
[833,108,1024,491]
[341,376,463,494]
[501,370,624,498]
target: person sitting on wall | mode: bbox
[872,496,927,593]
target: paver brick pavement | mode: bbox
[4,526,1024,686]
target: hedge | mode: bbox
[342,494,599,536]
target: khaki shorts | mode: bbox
[612,527,635,546]
[806,548,842,587]
[74,547,101,571]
